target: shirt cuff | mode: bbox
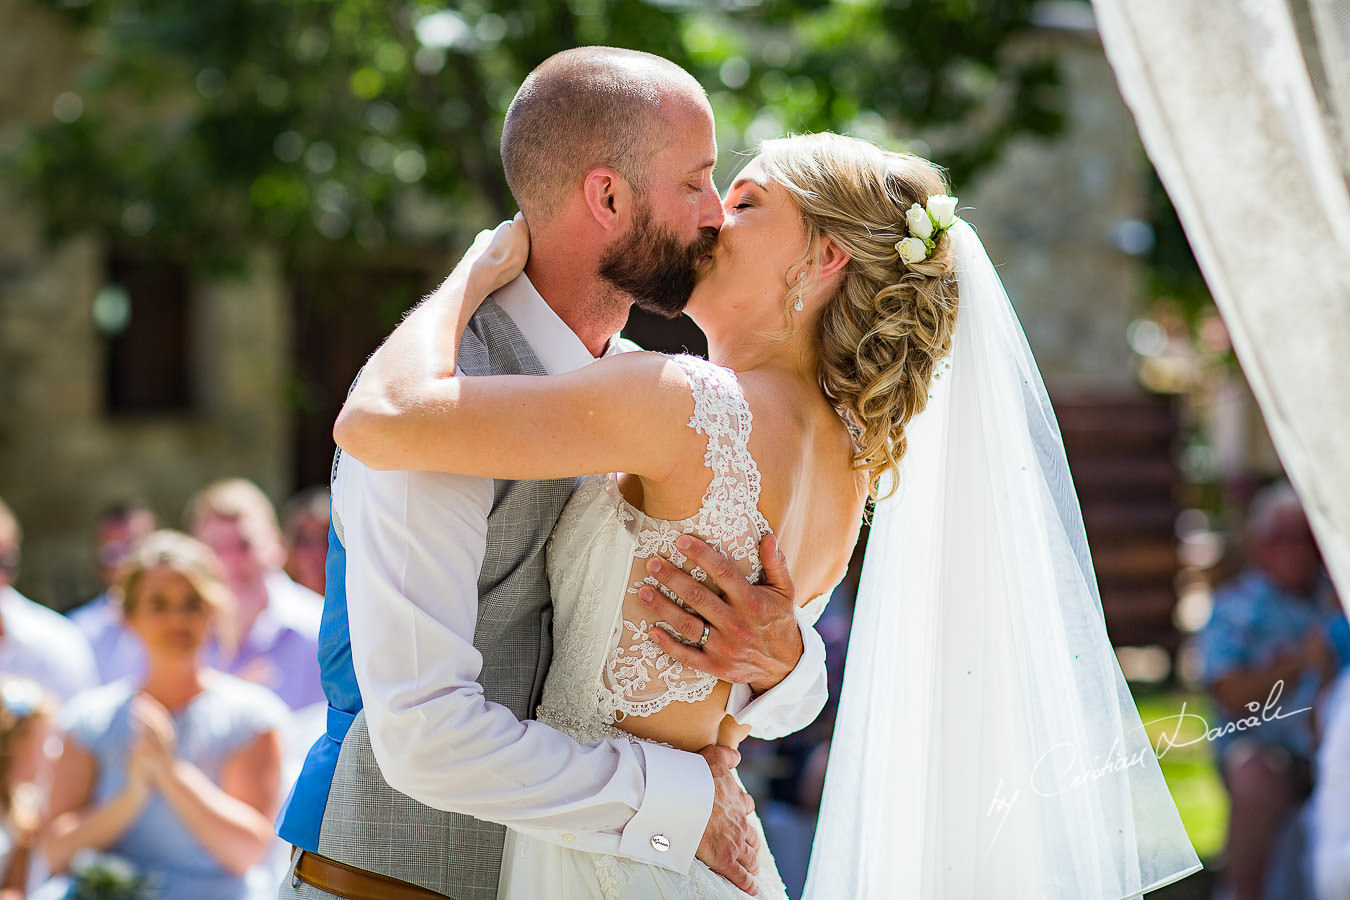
[617,743,713,874]
[726,610,828,740]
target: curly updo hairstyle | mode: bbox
[757,133,960,498]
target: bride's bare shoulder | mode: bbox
[738,371,867,594]
[736,370,853,468]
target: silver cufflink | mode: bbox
[650,834,671,852]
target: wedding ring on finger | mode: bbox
[655,618,708,648]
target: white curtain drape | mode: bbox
[1091,0,1350,610]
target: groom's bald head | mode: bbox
[502,47,707,223]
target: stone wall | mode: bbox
[960,22,1149,395]
[0,1,292,609]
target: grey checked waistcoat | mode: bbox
[285,300,578,900]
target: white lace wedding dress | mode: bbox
[497,354,810,900]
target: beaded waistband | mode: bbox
[536,705,673,748]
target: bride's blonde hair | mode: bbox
[757,133,960,498]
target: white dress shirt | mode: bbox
[342,274,828,874]
[0,585,98,702]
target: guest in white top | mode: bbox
[0,497,97,703]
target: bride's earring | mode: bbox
[793,271,806,312]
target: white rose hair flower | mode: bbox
[895,193,961,265]
[904,203,934,240]
[895,237,929,265]
[927,194,958,228]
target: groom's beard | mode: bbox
[598,204,717,319]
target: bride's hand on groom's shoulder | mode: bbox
[463,212,530,299]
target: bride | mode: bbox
[334,132,1201,899]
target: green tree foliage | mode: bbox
[14,0,1065,262]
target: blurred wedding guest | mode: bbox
[280,487,329,597]
[42,531,286,900]
[187,479,323,710]
[1197,483,1346,900]
[0,497,97,702]
[1314,667,1350,900]
[68,501,158,684]
[1,678,55,899]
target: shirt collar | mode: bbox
[491,273,608,375]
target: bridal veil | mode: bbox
[804,222,1202,898]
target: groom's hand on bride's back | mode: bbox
[697,744,761,895]
[640,533,803,695]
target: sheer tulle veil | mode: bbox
[802,222,1202,898]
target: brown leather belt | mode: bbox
[291,848,453,900]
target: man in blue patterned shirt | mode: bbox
[1198,483,1346,900]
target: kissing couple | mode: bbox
[278,46,1202,900]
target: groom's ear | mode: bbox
[817,237,851,280]
[582,167,632,231]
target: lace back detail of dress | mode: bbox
[600,355,773,722]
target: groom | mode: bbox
[277,47,829,899]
